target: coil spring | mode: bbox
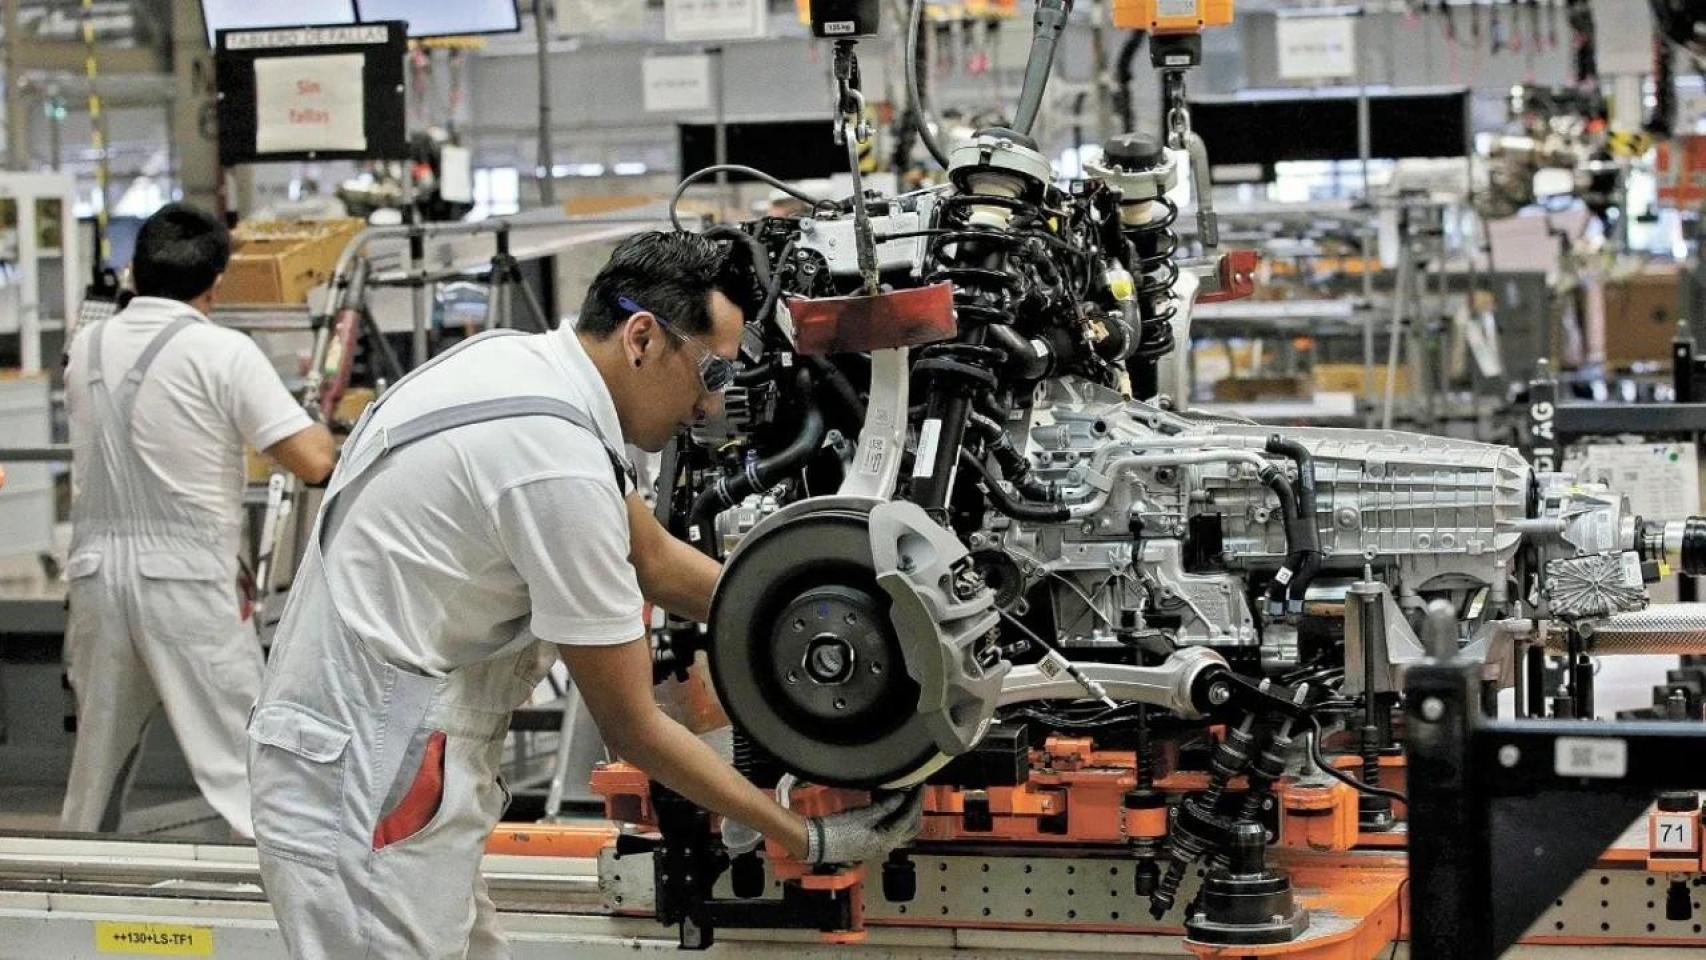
[1124,195,1181,360]
[929,194,1045,327]
[732,726,783,789]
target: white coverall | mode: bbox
[62,297,313,835]
[250,327,644,958]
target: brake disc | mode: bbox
[709,496,1004,788]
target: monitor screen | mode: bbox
[679,119,845,184]
[1188,89,1472,182]
[353,0,521,37]
[199,0,357,47]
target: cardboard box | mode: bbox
[223,219,365,305]
[1312,363,1411,396]
[244,387,374,483]
[1212,376,1310,403]
[1602,268,1684,371]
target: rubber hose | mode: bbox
[1259,468,1306,610]
[906,0,949,169]
[1114,32,1144,133]
[984,323,1054,381]
[690,371,827,542]
[961,449,1071,522]
[754,239,795,331]
[1265,436,1322,606]
[703,225,775,321]
[804,356,866,428]
[966,411,1053,502]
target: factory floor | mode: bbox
[0,784,228,839]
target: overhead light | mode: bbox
[613,162,647,176]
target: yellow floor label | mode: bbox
[94,922,214,956]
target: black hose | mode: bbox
[1255,465,1305,611]
[804,356,866,427]
[703,225,773,302]
[1265,436,1322,608]
[734,358,778,386]
[670,165,832,231]
[1113,31,1144,134]
[983,323,1054,380]
[689,371,827,544]
[961,449,1070,522]
[966,411,1053,502]
[906,0,949,169]
[1012,0,1074,137]
[754,239,795,330]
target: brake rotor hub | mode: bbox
[773,586,891,722]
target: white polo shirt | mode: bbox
[64,297,314,557]
[319,326,645,675]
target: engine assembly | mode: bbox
[596,2,1706,953]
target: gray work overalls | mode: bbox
[63,311,264,836]
[247,330,631,959]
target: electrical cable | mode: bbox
[1305,711,1409,805]
[997,609,1118,707]
[906,0,950,169]
[670,165,835,231]
[1388,876,1409,960]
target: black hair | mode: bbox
[131,203,231,301]
[578,231,760,341]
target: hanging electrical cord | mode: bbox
[1305,711,1409,805]
[906,0,950,169]
[669,165,835,231]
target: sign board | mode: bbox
[354,0,520,39]
[558,0,648,36]
[252,53,367,153]
[215,22,407,165]
[198,0,356,48]
[1563,443,1702,526]
[1276,14,1357,81]
[664,0,767,43]
[643,54,713,113]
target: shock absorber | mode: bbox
[931,127,1054,337]
[910,344,1001,518]
[1087,133,1180,401]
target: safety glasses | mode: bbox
[617,295,735,395]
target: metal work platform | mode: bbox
[0,833,1699,959]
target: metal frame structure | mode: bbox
[1406,646,1706,960]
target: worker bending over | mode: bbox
[248,231,919,958]
[62,203,336,835]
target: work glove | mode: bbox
[805,788,924,865]
[720,788,925,864]
[721,816,763,858]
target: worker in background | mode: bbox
[250,231,920,958]
[61,203,337,836]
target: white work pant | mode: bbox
[61,544,264,837]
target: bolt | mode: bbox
[786,670,800,684]
[845,613,859,625]
[1208,683,1232,706]
[1498,744,1521,768]
[870,662,884,674]
[1420,697,1444,721]
[834,698,848,710]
